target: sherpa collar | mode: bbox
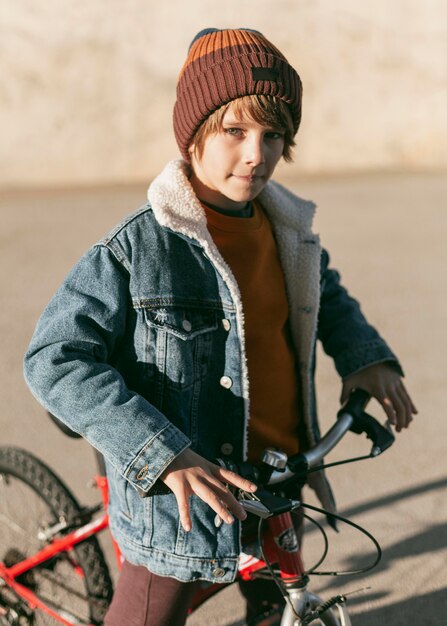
[147,159,317,244]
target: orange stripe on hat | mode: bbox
[178,29,286,81]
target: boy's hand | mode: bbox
[341,363,417,432]
[160,448,257,532]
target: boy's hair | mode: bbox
[173,28,302,162]
[192,95,296,162]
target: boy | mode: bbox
[24,28,416,626]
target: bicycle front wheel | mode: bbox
[0,447,113,625]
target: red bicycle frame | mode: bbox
[0,475,304,625]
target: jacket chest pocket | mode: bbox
[142,305,218,390]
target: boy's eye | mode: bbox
[265,131,285,140]
[224,127,243,136]
[222,127,285,140]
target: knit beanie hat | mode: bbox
[173,28,303,161]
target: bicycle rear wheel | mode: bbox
[0,447,113,625]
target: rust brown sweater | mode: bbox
[203,201,302,461]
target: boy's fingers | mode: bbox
[380,395,397,425]
[211,481,248,521]
[194,482,236,524]
[175,490,192,532]
[214,467,257,493]
[206,466,256,521]
[390,390,405,432]
[205,471,251,520]
[396,384,415,428]
[400,380,418,415]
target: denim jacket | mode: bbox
[24,159,400,583]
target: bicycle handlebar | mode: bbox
[231,389,395,519]
[254,389,395,486]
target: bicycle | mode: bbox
[0,389,395,625]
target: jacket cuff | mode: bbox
[124,423,190,493]
[335,339,404,379]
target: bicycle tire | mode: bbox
[0,447,114,625]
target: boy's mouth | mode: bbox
[232,173,264,182]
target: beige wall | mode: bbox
[1,1,446,188]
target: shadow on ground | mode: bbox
[341,476,447,519]
[309,476,447,625]
[350,589,447,626]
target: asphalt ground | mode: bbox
[1,172,446,625]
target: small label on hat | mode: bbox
[251,67,280,82]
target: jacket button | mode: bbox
[220,443,234,455]
[220,376,233,389]
[212,567,226,578]
[222,319,231,331]
[136,465,149,480]
[182,320,192,332]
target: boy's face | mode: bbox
[189,103,286,211]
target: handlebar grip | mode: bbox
[337,388,370,420]
[339,389,395,455]
[353,412,395,455]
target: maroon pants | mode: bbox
[104,560,285,626]
[104,560,199,626]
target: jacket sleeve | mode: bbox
[317,249,403,379]
[23,244,190,494]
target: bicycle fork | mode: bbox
[280,586,351,626]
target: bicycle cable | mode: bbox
[253,501,382,623]
[255,499,382,609]
[300,502,382,576]
[307,454,374,472]
[301,511,329,575]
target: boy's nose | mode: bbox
[243,136,265,167]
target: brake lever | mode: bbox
[239,498,272,519]
[214,489,268,527]
[350,411,395,456]
[338,390,395,456]
[239,488,299,518]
